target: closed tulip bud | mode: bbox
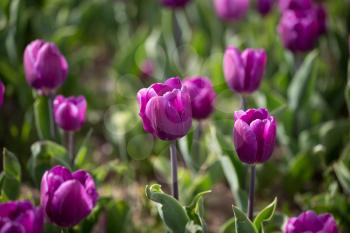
[53,95,87,132]
[285,211,339,233]
[224,46,267,94]
[257,0,274,16]
[278,0,312,12]
[213,0,250,21]
[40,166,98,228]
[160,0,191,8]
[233,108,276,164]
[23,39,68,95]
[0,201,43,233]
[137,77,192,141]
[183,77,216,120]
[278,9,321,52]
[0,80,4,107]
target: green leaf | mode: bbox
[334,162,350,195]
[1,174,20,200]
[75,129,93,167]
[253,198,277,233]
[3,148,21,181]
[219,218,236,233]
[106,200,130,233]
[232,206,257,233]
[287,51,318,111]
[33,96,51,140]
[145,184,190,233]
[185,190,211,232]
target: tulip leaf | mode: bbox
[185,190,211,232]
[106,200,130,233]
[3,148,21,181]
[75,129,93,167]
[219,218,236,233]
[233,206,258,233]
[0,173,20,200]
[34,96,51,140]
[145,184,190,233]
[253,198,277,233]
[334,162,350,195]
[287,51,318,111]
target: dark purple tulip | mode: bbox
[233,108,276,164]
[183,76,216,120]
[40,166,98,228]
[140,59,155,80]
[161,0,191,8]
[224,46,267,94]
[137,77,192,141]
[278,0,312,12]
[257,0,274,16]
[0,201,43,233]
[53,95,87,132]
[0,80,4,107]
[285,211,339,233]
[316,5,327,35]
[213,0,250,21]
[278,9,320,52]
[23,39,68,95]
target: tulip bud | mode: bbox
[140,59,155,80]
[0,80,5,107]
[278,0,312,12]
[53,95,87,132]
[257,0,274,16]
[285,211,339,233]
[40,166,98,227]
[160,0,191,8]
[233,108,276,164]
[278,9,321,52]
[23,39,68,95]
[213,0,250,21]
[183,76,216,120]
[0,201,43,233]
[224,46,267,94]
[137,77,192,141]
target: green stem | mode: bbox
[248,165,256,220]
[48,94,56,140]
[170,141,179,200]
[66,131,75,167]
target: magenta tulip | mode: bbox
[257,0,274,15]
[213,0,250,21]
[160,0,191,8]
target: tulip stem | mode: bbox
[192,121,202,171]
[248,165,256,220]
[66,131,75,167]
[170,141,179,200]
[48,94,57,140]
[240,95,247,110]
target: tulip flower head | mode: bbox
[285,211,339,233]
[0,201,43,233]
[160,0,191,8]
[183,76,216,120]
[137,77,192,141]
[0,80,4,107]
[23,39,68,95]
[233,108,276,164]
[40,166,98,228]
[224,46,267,94]
[257,0,274,16]
[278,0,312,12]
[213,0,250,21]
[53,95,87,132]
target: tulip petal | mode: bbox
[0,222,25,233]
[233,119,257,164]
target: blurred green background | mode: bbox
[0,0,350,232]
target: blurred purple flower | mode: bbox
[53,95,87,132]
[0,80,5,107]
[285,211,339,233]
[257,0,274,16]
[183,76,216,120]
[137,77,192,141]
[278,0,312,11]
[23,39,68,95]
[233,108,276,164]
[161,0,191,8]
[40,166,98,228]
[213,0,250,21]
[0,200,43,233]
[140,59,155,80]
[224,46,267,94]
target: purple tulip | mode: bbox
[160,0,191,8]
[224,46,267,94]
[278,0,312,12]
[40,166,98,228]
[233,108,276,164]
[278,9,321,52]
[257,0,274,16]
[0,80,5,107]
[23,39,68,95]
[137,77,192,141]
[140,59,155,80]
[285,211,339,233]
[213,0,250,21]
[53,95,87,132]
[183,77,216,120]
[0,201,43,233]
